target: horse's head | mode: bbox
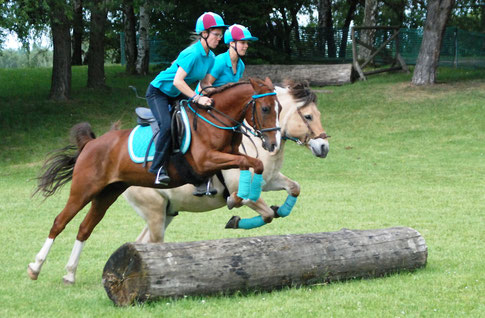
[247,77,281,153]
[275,80,329,158]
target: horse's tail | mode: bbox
[33,122,96,198]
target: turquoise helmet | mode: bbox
[224,24,258,44]
[195,12,228,34]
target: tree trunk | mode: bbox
[123,0,137,74]
[72,0,83,66]
[321,0,336,58]
[412,0,456,85]
[103,227,427,306]
[359,0,379,61]
[339,0,358,59]
[136,1,150,75]
[48,0,71,101]
[87,0,107,88]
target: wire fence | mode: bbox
[121,27,485,68]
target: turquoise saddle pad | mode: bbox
[128,106,191,164]
[128,125,156,163]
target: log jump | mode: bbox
[102,227,427,306]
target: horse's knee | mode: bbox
[289,181,300,197]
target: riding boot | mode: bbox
[193,178,217,196]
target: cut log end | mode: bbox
[102,243,149,306]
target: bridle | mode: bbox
[282,104,330,145]
[246,92,281,138]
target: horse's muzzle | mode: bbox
[309,138,329,158]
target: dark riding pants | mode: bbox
[145,84,184,174]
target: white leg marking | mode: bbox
[28,238,54,279]
[63,240,85,285]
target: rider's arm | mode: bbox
[199,74,217,95]
[173,67,212,105]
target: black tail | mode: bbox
[33,122,96,198]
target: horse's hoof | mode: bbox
[27,265,39,280]
[271,205,281,218]
[227,196,236,210]
[225,216,240,229]
[62,274,75,285]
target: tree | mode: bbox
[48,0,72,100]
[123,0,137,74]
[412,0,456,85]
[359,0,379,61]
[136,0,149,75]
[317,0,337,58]
[72,0,84,65]
[87,0,108,88]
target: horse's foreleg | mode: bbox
[63,183,126,285]
[263,172,300,218]
[200,151,265,202]
[28,192,92,280]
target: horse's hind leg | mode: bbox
[63,182,127,284]
[28,191,92,280]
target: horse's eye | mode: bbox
[262,106,270,114]
[304,114,313,121]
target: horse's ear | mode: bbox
[264,77,274,90]
[249,77,263,90]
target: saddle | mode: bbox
[133,101,191,166]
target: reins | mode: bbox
[185,91,280,138]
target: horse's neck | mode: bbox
[214,84,252,122]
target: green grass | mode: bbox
[0,65,484,317]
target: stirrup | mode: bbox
[155,167,170,185]
[193,179,217,196]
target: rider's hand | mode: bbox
[195,95,213,106]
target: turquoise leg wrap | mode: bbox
[238,215,266,229]
[248,173,263,201]
[277,195,298,217]
[237,170,251,199]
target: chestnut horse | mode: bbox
[28,77,281,284]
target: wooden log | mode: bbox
[102,227,427,306]
[242,64,357,86]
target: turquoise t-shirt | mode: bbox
[196,50,245,94]
[151,41,215,97]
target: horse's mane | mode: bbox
[283,79,317,106]
[205,81,250,97]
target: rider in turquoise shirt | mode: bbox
[151,40,215,97]
[197,24,258,95]
[146,12,227,185]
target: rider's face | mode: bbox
[234,41,249,56]
[206,28,223,49]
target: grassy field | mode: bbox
[0,65,484,317]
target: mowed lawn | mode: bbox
[0,65,484,317]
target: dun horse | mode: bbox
[28,77,281,284]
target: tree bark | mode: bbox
[48,0,71,101]
[412,0,456,85]
[359,0,379,61]
[136,1,150,75]
[123,0,137,74]
[103,227,427,306]
[72,0,83,66]
[87,0,107,88]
